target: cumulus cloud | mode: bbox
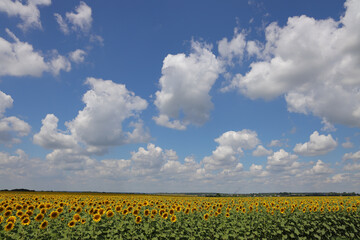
[55,1,92,34]
[153,41,224,130]
[0,91,31,146]
[222,0,360,128]
[266,149,299,173]
[342,137,354,148]
[268,139,283,147]
[34,78,149,170]
[218,28,246,64]
[0,0,51,30]
[342,150,360,162]
[302,160,333,175]
[252,145,273,156]
[326,173,350,183]
[33,114,77,149]
[0,29,75,77]
[202,129,259,170]
[293,131,337,156]
[69,49,86,63]
[0,29,48,77]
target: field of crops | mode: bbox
[0,192,359,239]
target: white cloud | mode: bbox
[252,145,273,156]
[293,131,337,156]
[34,78,149,170]
[302,160,333,175]
[0,91,31,145]
[268,139,282,147]
[48,51,71,75]
[0,29,48,77]
[153,41,224,130]
[0,29,74,77]
[33,114,77,149]
[54,13,69,35]
[69,49,86,63]
[66,77,149,147]
[66,1,92,32]
[202,129,259,170]
[266,149,299,173]
[344,163,360,171]
[218,28,246,64]
[342,137,353,148]
[326,173,350,183]
[342,150,360,161]
[55,1,92,35]
[0,0,51,30]
[222,0,360,128]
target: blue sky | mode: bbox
[0,0,360,193]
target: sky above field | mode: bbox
[0,0,360,193]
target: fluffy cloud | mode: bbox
[293,131,337,156]
[0,29,48,77]
[66,77,149,147]
[342,137,353,148]
[252,145,273,157]
[153,41,224,130]
[34,78,149,169]
[0,0,51,30]
[55,1,92,34]
[0,91,31,145]
[342,150,360,161]
[302,160,333,175]
[0,29,74,77]
[218,29,246,64]
[69,49,86,63]
[33,114,76,149]
[222,0,360,128]
[202,129,259,170]
[266,149,299,173]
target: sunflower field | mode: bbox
[0,192,359,239]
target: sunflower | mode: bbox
[122,209,128,215]
[162,212,168,219]
[133,209,139,216]
[21,218,31,226]
[68,220,76,228]
[39,220,48,229]
[21,214,29,220]
[0,216,3,223]
[57,207,63,213]
[4,210,12,218]
[26,210,33,217]
[135,216,142,224]
[176,206,181,212]
[242,208,246,213]
[81,218,86,224]
[225,213,230,218]
[50,211,59,219]
[98,208,105,215]
[106,210,114,218]
[0,206,4,213]
[144,209,150,216]
[151,209,157,215]
[7,216,16,223]
[73,214,81,222]
[75,207,82,213]
[40,208,46,214]
[16,205,23,211]
[171,215,177,223]
[35,213,44,221]
[115,205,122,212]
[280,208,285,214]
[4,222,14,231]
[169,209,175,215]
[185,208,190,214]
[203,213,209,220]
[93,214,101,222]
[217,208,222,214]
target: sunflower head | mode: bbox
[171,215,177,223]
[68,220,76,228]
[35,213,44,221]
[73,214,81,221]
[135,216,142,224]
[81,218,86,224]
[93,214,101,222]
[4,222,14,231]
[106,210,114,218]
[21,218,31,226]
[7,216,16,223]
[144,209,150,216]
[50,211,59,219]
[39,220,48,229]
[162,212,168,219]
[204,213,209,220]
